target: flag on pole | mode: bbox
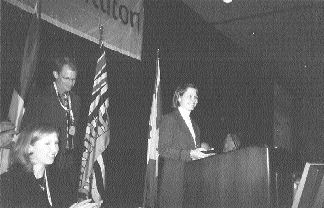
[8,0,41,130]
[79,50,110,202]
[142,50,162,208]
[1,0,41,175]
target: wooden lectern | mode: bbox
[159,146,293,208]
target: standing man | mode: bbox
[21,57,81,200]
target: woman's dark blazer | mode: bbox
[158,109,201,208]
[0,164,74,208]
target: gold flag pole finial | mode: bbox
[99,25,104,49]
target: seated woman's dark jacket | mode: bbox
[0,164,75,208]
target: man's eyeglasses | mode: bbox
[62,77,76,82]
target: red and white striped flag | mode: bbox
[79,50,110,202]
[142,50,162,208]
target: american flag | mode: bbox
[79,50,110,202]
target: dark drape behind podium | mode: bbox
[159,147,293,208]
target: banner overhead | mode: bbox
[5,0,144,60]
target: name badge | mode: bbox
[69,126,75,135]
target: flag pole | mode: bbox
[99,24,104,49]
[87,23,104,201]
[0,0,2,119]
[155,48,159,178]
[142,47,161,208]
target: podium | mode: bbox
[159,147,293,208]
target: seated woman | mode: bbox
[223,133,241,153]
[0,124,100,208]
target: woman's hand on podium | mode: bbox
[69,199,102,208]
[190,147,215,160]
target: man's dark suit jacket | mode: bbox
[21,84,81,165]
[158,109,201,208]
[0,164,75,208]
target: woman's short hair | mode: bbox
[54,57,77,73]
[172,83,198,108]
[10,124,59,172]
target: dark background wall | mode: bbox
[1,0,274,207]
[153,0,274,150]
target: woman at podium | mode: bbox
[158,83,213,208]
